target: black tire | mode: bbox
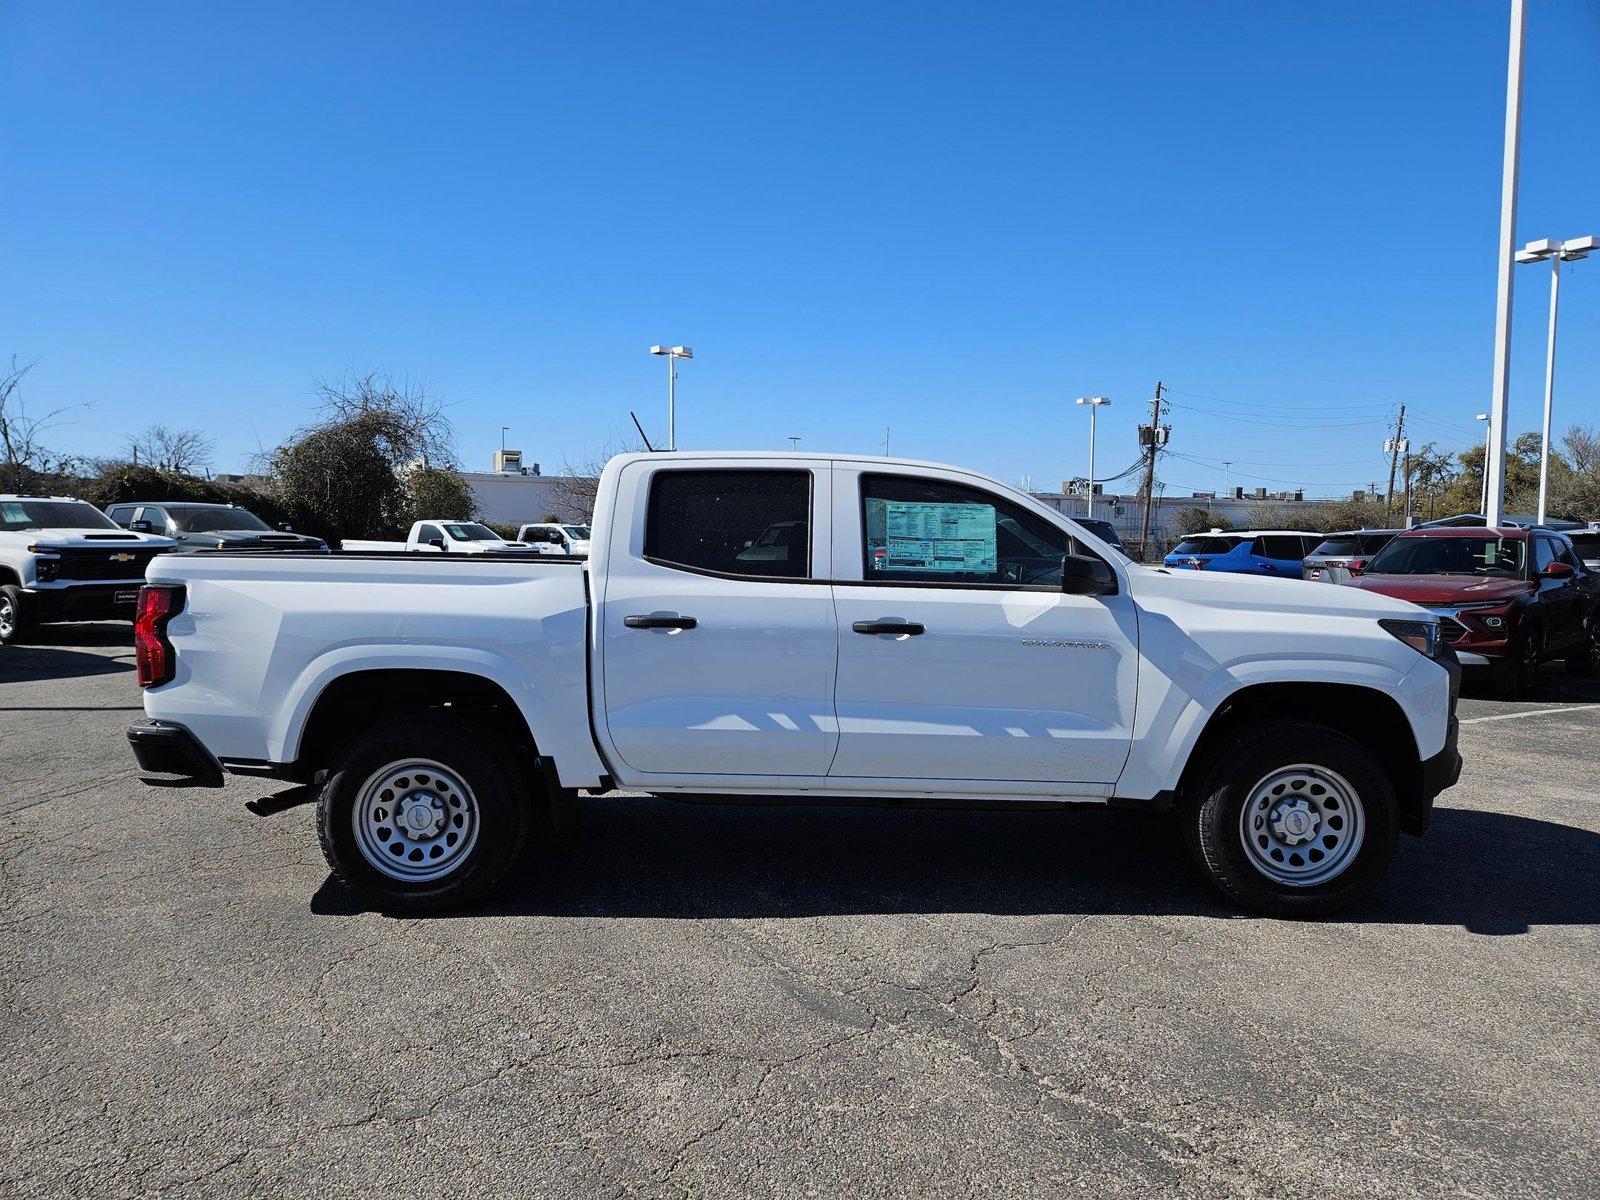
[316,714,533,914]
[0,584,35,645]
[1496,622,1542,699]
[1182,720,1400,917]
[1564,611,1600,678]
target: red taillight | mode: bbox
[1347,558,1367,574]
[134,585,184,688]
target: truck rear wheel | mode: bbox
[0,585,34,645]
[316,715,531,913]
[1182,720,1399,917]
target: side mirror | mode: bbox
[131,519,153,533]
[1542,561,1574,579]
[1061,553,1116,596]
[423,535,446,550]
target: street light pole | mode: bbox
[649,345,694,451]
[1075,396,1111,519]
[1476,413,1491,513]
[1483,0,1527,527]
[1515,236,1595,524]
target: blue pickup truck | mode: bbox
[1163,530,1320,578]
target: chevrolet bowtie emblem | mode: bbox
[111,553,135,563]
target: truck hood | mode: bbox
[1344,574,1529,606]
[3,528,176,549]
[1132,562,1424,618]
[180,529,324,550]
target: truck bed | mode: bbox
[141,551,597,775]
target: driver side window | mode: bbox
[1533,537,1556,574]
[860,473,1080,588]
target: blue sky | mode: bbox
[3,1,1598,498]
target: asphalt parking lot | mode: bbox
[3,626,1598,1199]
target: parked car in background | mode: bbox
[515,523,591,556]
[1302,530,1402,585]
[0,495,175,643]
[128,450,1461,918]
[106,502,328,553]
[1344,525,1600,697]
[1565,525,1600,572]
[1163,531,1319,578]
[341,520,534,554]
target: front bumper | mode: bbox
[1402,647,1462,836]
[127,720,225,788]
[26,583,144,621]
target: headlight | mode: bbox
[35,556,61,582]
[1379,617,1441,658]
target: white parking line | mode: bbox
[1460,705,1597,725]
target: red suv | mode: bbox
[1344,526,1600,697]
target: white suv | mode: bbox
[0,496,176,643]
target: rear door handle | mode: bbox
[852,620,925,636]
[624,614,697,630]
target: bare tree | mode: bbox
[1562,424,1599,476]
[0,357,80,490]
[547,432,645,523]
[312,371,458,469]
[126,424,215,474]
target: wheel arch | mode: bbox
[1176,681,1430,834]
[290,666,542,784]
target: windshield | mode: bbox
[443,522,502,542]
[0,499,119,532]
[562,525,591,540]
[1173,536,1242,555]
[167,505,271,533]
[1364,535,1527,578]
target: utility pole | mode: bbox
[1383,405,1407,519]
[1402,441,1413,527]
[1137,381,1168,557]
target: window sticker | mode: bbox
[1,503,27,523]
[872,499,997,573]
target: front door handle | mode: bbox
[624,614,697,630]
[852,620,925,636]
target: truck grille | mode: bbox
[52,548,163,581]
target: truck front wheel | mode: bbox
[316,715,531,913]
[1182,720,1400,917]
[0,585,35,645]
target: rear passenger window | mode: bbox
[106,506,135,527]
[1256,536,1305,560]
[645,469,811,579]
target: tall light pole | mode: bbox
[501,425,509,454]
[1514,235,1596,523]
[649,345,693,450]
[1476,413,1491,514]
[1075,396,1111,519]
[1484,0,1527,527]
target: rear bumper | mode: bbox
[127,720,225,788]
[26,583,143,621]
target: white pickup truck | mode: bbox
[341,520,535,554]
[516,522,592,557]
[1,495,176,643]
[127,452,1460,916]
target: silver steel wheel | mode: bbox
[1237,763,1366,888]
[0,594,14,639]
[352,759,480,883]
